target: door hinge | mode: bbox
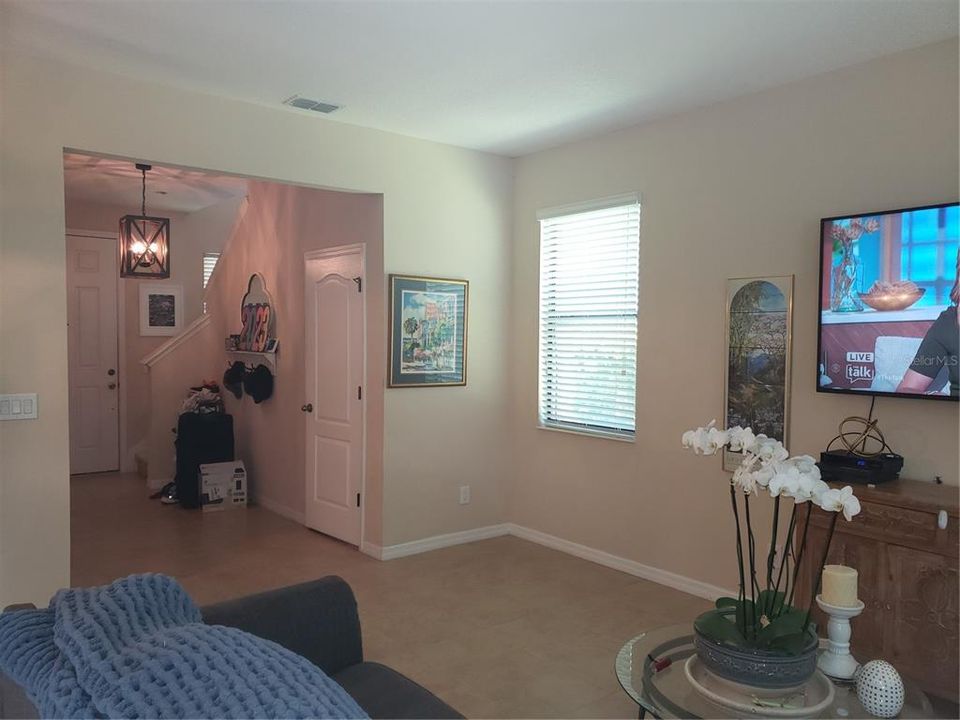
[353,276,362,292]
[357,385,362,400]
[356,493,361,507]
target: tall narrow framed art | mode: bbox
[723,275,794,471]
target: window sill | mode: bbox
[537,423,636,443]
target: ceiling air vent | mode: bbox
[282,95,341,114]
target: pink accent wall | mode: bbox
[148,180,384,543]
[65,197,242,466]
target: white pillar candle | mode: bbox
[822,564,859,607]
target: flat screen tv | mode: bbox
[817,202,959,401]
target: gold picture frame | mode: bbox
[722,275,794,472]
[388,274,469,388]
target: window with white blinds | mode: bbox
[538,197,640,438]
[202,252,221,289]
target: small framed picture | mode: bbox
[139,282,183,336]
[389,274,468,388]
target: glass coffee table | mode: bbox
[616,625,935,719]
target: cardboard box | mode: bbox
[199,461,247,512]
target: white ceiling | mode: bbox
[64,153,248,213]
[9,1,958,157]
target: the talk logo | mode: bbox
[845,351,874,383]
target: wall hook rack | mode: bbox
[225,349,278,375]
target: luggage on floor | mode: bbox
[174,413,234,509]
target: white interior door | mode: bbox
[304,245,364,545]
[66,234,120,474]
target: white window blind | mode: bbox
[202,252,221,289]
[538,198,640,438]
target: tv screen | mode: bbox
[818,202,959,401]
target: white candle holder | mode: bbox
[816,594,865,680]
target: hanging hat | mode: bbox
[222,361,245,399]
[244,364,274,404]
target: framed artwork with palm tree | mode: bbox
[388,274,469,387]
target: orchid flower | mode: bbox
[731,454,761,494]
[788,455,819,476]
[681,421,710,450]
[777,456,824,503]
[818,485,862,520]
[727,426,757,453]
[805,479,831,505]
[706,426,730,455]
[681,420,726,456]
[768,462,801,498]
[681,420,860,516]
[751,461,775,489]
[755,436,789,463]
[681,419,862,644]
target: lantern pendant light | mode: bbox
[119,163,170,278]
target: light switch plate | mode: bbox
[0,393,38,420]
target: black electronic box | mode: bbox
[818,450,903,485]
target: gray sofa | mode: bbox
[0,576,462,719]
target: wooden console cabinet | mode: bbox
[795,479,959,701]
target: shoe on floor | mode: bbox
[160,483,178,505]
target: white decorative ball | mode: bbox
[856,660,904,718]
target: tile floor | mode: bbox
[71,472,711,718]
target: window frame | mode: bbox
[201,251,221,315]
[898,206,956,305]
[202,251,221,290]
[536,193,641,442]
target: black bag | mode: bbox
[174,413,235,509]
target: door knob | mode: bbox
[301,403,313,413]
[107,368,116,376]
[108,382,117,390]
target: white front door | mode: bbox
[66,233,120,474]
[304,245,364,545]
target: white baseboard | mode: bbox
[253,500,381,558]
[121,452,137,474]
[255,495,305,525]
[125,440,147,475]
[359,541,383,560]
[374,521,732,602]
[379,524,510,560]
[506,523,734,602]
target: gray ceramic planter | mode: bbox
[693,622,819,690]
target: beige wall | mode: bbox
[0,50,512,604]
[2,26,953,608]
[146,181,386,543]
[63,197,241,462]
[509,40,960,591]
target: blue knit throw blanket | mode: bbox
[0,574,367,719]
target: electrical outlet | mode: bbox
[459,485,471,505]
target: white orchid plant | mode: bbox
[683,421,861,654]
